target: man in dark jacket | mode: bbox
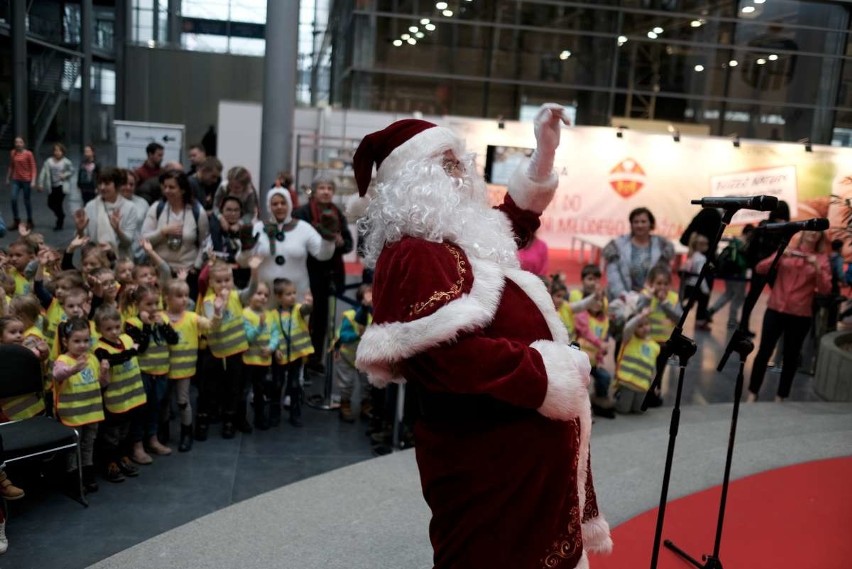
[293,174,354,373]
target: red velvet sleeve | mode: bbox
[495,194,541,250]
[402,332,549,410]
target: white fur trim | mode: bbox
[575,551,590,569]
[377,126,462,185]
[582,515,613,555]
[506,158,558,214]
[345,193,371,221]
[531,340,591,421]
[357,254,504,388]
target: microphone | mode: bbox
[690,195,779,211]
[758,218,830,233]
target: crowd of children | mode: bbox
[550,262,682,418]
[0,217,378,525]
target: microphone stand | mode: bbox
[662,228,797,569]
[646,208,733,569]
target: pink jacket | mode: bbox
[756,248,832,317]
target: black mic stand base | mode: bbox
[664,540,724,569]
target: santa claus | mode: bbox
[353,104,611,569]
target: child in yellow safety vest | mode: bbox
[334,284,373,424]
[34,267,85,353]
[93,306,147,483]
[197,257,260,439]
[53,317,110,494]
[241,282,279,431]
[574,292,614,419]
[165,280,210,451]
[0,316,46,422]
[123,284,179,462]
[5,239,37,296]
[271,277,313,428]
[642,265,682,345]
[551,273,599,342]
[614,308,661,414]
[10,295,51,412]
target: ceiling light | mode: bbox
[653,27,663,34]
[729,59,738,67]
[415,32,424,38]
[694,64,704,72]
[401,33,410,40]
[647,31,658,39]
[768,54,778,61]
[559,50,571,60]
[754,0,766,3]
[757,58,766,65]
[393,39,403,47]
[409,26,418,33]
[443,9,453,16]
[742,6,755,13]
[407,38,416,45]
[420,18,430,25]
[425,23,436,31]
[690,20,703,28]
[436,1,448,9]
[618,35,628,44]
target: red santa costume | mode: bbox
[353,106,612,569]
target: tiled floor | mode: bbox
[0,196,823,568]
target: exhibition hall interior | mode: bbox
[0,0,850,567]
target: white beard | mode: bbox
[359,155,520,269]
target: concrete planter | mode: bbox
[814,331,852,402]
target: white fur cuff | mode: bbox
[531,340,591,421]
[507,158,558,214]
[582,515,613,555]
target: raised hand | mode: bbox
[248,255,263,271]
[18,222,31,237]
[176,267,189,282]
[140,238,154,254]
[109,208,122,230]
[69,234,90,251]
[139,310,152,325]
[213,294,226,316]
[533,103,571,154]
[153,312,164,325]
[303,291,313,305]
[74,209,89,232]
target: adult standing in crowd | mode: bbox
[187,144,207,176]
[747,230,832,402]
[134,142,164,186]
[76,167,142,260]
[77,145,99,204]
[353,105,610,567]
[190,157,223,214]
[740,201,791,336]
[5,136,37,229]
[203,195,250,288]
[602,207,675,299]
[142,170,209,298]
[119,169,149,222]
[213,166,259,229]
[37,143,74,231]
[293,173,354,371]
[240,188,334,298]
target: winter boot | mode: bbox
[194,414,209,441]
[82,465,99,493]
[178,424,194,452]
[146,435,172,456]
[118,457,140,477]
[104,461,126,483]
[339,400,355,423]
[254,401,270,431]
[0,471,24,500]
[130,441,153,465]
[157,420,171,445]
[289,387,304,428]
[222,413,236,439]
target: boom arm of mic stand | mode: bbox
[717,233,794,371]
[641,210,734,410]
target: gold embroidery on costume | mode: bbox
[409,244,468,316]
[540,506,582,568]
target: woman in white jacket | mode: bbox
[37,143,74,230]
[239,188,334,295]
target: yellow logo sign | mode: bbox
[609,159,646,198]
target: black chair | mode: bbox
[0,344,87,507]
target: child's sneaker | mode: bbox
[118,457,140,477]
[104,462,126,483]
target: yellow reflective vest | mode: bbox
[336,309,372,366]
[274,304,313,364]
[96,334,147,414]
[9,267,32,296]
[54,353,104,427]
[615,335,660,392]
[577,312,610,363]
[557,302,575,339]
[204,290,248,358]
[24,325,51,391]
[125,314,171,376]
[648,290,680,344]
[168,312,201,379]
[242,307,274,367]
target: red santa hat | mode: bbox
[352,119,460,197]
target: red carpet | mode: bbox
[590,457,852,568]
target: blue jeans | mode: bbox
[591,366,612,399]
[10,179,33,221]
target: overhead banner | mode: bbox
[464,125,851,260]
